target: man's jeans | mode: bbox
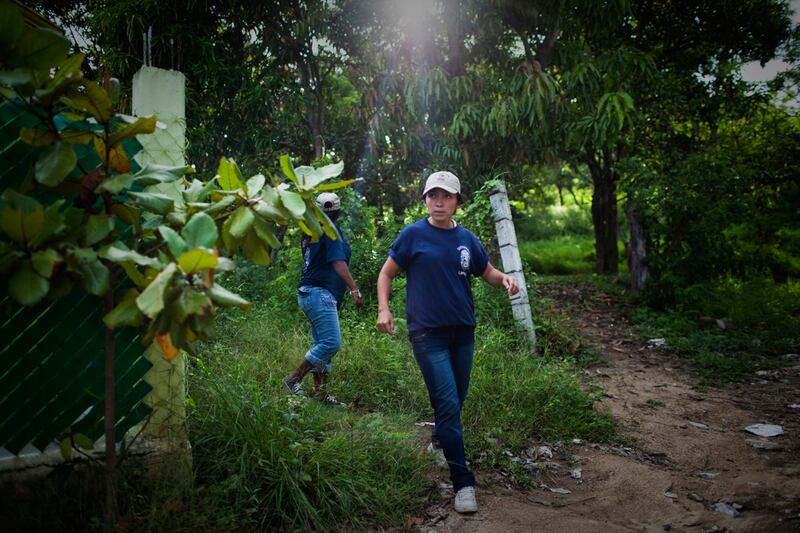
[409,325,476,491]
[298,286,341,373]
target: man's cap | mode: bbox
[315,192,341,212]
[422,171,461,196]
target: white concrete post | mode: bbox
[488,180,536,351]
[132,66,187,445]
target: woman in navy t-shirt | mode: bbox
[376,171,519,514]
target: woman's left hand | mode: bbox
[503,274,520,296]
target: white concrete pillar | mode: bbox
[131,66,187,444]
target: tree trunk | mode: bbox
[587,151,619,274]
[626,197,647,293]
[298,60,324,159]
[444,0,466,76]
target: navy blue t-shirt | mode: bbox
[299,223,351,302]
[389,218,489,331]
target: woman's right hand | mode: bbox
[376,308,394,335]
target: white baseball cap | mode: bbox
[315,192,341,212]
[422,171,461,196]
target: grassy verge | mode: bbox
[634,278,800,385]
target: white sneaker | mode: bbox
[454,486,478,513]
[426,442,447,467]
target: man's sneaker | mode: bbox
[283,376,303,395]
[454,486,478,513]
[426,441,447,467]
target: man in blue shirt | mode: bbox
[284,192,363,404]
[376,171,519,514]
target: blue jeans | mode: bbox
[298,286,341,373]
[409,325,475,491]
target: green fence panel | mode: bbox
[0,99,153,456]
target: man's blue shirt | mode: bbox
[299,223,351,302]
[389,218,489,331]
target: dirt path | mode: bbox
[406,281,800,533]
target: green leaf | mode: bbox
[73,433,94,450]
[216,157,245,192]
[120,261,147,288]
[133,163,192,186]
[215,256,236,272]
[229,206,255,239]
[252,217,281,249]
[0,206,44,244]
[207,283,251,309]
[221,216,240,255]
[46,53,84,93]
[12,28,70,70]
[178,247,218,274]
[201,195,235,214]
[158,226,188,258]
[242,230,271,266]
[314,179,356,191]
[295,160,345,190]
[245,174,266,197]
[60,437,72,460]
[20,128,56,147]
[98,173,134,194]
[278,189,306,218]
[83,214,113,247]
[61,80,112,123]
[30,200,67,247]
[8,262,49,306]
[310,203,338,240]
[0,3,24,50]
[103,295,143,329]
[136,262,177,318]
[280,155,298,185]
[99,241,160,267]
[59,129,94,144]
[0,69,33,87]
[35,141,76,187]
[301,207,323,239]
[112,204,141,234]
[128,191,175,215]
[108,115,157,147]
[74,256,109,296]
[182,177,216,203]
[171,288,210,322]
[182,212,218,249]
[31,249,61,278]
[252,187,290,220]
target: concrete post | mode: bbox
[488,180,536,351]
[131,66,188,448]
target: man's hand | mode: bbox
[351,288,364,308]
[376,308,394,334]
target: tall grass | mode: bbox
[162,238,617,530]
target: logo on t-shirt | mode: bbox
[457,245,470,276]
[302,245,311,273]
